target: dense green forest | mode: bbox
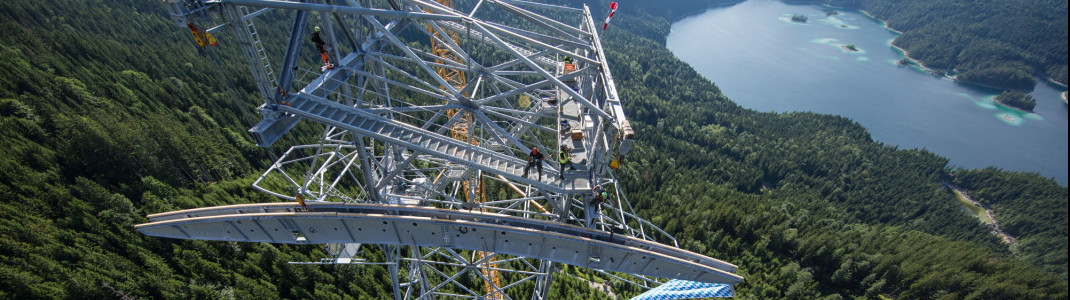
[994,90,1038,111]
[951,168,1068,276]
[794,0,1069,90]
[0,0,1066,299]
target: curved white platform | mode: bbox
[137,203,742,284]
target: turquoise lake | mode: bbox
[667,0,1069,185]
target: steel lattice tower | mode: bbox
[140,1,741,299]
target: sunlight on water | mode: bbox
[779,14,811,25]
[1024,113,1044,121]
[955,92,975,101]
[996,113,1023,126]
[812,38,868,55]
[963,94,998,109]
[819,16,859,29]
[974,95,1046,124]
[836,44,866,54]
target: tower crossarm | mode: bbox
[277,91,588,192]
[436,20,557,67]
[583,5,634,155]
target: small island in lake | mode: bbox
[841,44,859,52]
[994,90,1037,111]
[791,14,808,22]
[825,10,839,17]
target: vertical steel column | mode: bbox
[385,245,403,300]
[533,260,554,300]
[273,1,312,103]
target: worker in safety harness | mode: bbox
[585,185,608,227]
[311,26,333,69]
[590,185,606,208]
[558,145,575,179]
[521,147,545,181]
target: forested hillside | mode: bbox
[603,9,1067,298]
[952,168,1068,276]
[0,0,367,298]
[0,0,1066,299]
[801,0,1068,90]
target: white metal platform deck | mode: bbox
[137,202,742,284]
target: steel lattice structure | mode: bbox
[140,1,741,299]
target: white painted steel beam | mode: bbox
[138,203,742,284]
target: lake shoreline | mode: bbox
[670,0,749,22]
[854,9,1062,92]
[855,9,953,80]
[821,6,938,74]
[1048,77,1068,89]
[667,1,1069,185]
[993,99,1036,114]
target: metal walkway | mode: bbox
[275,90,575,192]
[251,53,596,193]
[557,62,595,191]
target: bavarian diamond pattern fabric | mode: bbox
[630,279,734,300]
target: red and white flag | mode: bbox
[603,2,617,30]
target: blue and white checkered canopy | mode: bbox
[630,280,734,300]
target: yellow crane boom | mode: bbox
[425,1,501,298]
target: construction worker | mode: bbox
[311,26,333,69]
[591,190,607,208]
[592,184,609,206]
[587,190,608,228]
[559,145,575,179]
[521,147,545,181]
